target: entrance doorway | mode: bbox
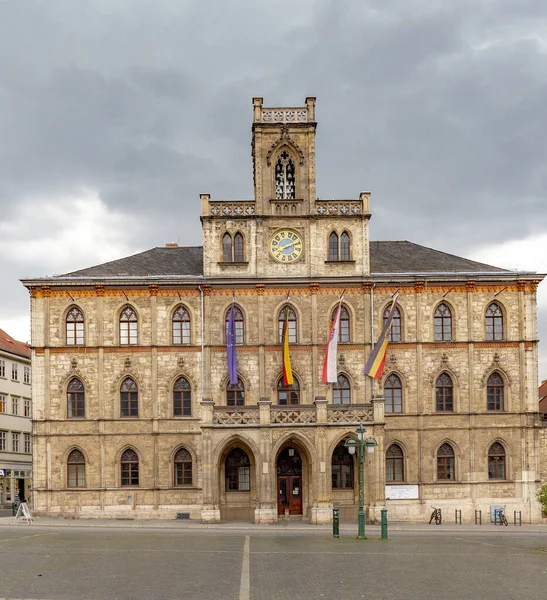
[277,446,303,516]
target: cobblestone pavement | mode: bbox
[0,526,546,600]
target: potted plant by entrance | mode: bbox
[538,483,547,518]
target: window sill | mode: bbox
[218,261,249,267]
[324,260,355,264]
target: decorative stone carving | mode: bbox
[213,409,260,425]
[124,357,131,370]
[209,202,255,216]
[316,201,361,215]
[327,407,374,423]
[70,358,78,370]
[271,407,317,424]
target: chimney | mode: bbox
[165,242,178,248]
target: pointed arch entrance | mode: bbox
[276,446,303,516]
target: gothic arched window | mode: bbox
[485,303,503,341]
[174,447,193,486]
[121,448,139,486]
[223,233,233,262]
[275,151,295,200]
[331,444,354,489]
[436,373,454,412]
[385,305,401,342]
[225,448,251,491]
[386,444,404,482]
[172,305,191,345]
[173,377,192,417]
[227,377,245,406]
[434,303,452,341]
[234,233,245,262]
[67,378,85,418]
[67,449,86,488]
[384,374,402,414]
[278,375,300,405]
[488,442,506,479]
[332,305,350,343]
[340,231,351,260]
[487,372,505,411]
[120,306,138,345]
[120,377,138,418]
[278,305,297,343]
[226,305,244,345]
[437,443,455,480]
[66,306,84,345]
[329,232,339,261]
[333,374,351,405]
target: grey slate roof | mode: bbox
[58,241,506,278]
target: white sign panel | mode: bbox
[385,485,419,500]
[0,469,6,477]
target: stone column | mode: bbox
[200,401,220,523]
[255,403,276,524]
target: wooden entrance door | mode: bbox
[277,446,303,516]
[277,475,302,515]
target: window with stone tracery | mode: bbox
[275,151,295,199]
[66,306,84,345]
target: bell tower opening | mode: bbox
[275,151,296,199]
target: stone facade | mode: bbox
[22,97,545,523]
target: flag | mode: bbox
[226,301,238,385]
[282,306,294,385]
[322,298,343,383]
[364,293,399,380]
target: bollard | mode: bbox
[332,508,340,539]
[381,508,388,540]
[455,509,462,525]
[475,509,482,525]
[514,511,522,526]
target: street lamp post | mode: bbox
[345,423,378,539]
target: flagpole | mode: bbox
[370,284,375,398]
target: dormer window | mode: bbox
[275,151,295,199]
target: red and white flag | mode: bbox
[322,298,343,383]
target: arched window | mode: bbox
[120,306,138,345]
[332,305,350,343]
[66,306,84,345]
[328,232,339,261]
[67,378,85,418]
[172,306,191,345]
[384,374,402,414]
[436,373,454,412]
[234,233,245,262]
[488,442,506,479]
[120,448,139,487]
[437,443,455,480]
[173,377,191,417]
[225,448,251,491]
[278,305,297,343]
[174,447,193,486]
[331,444,354,489]
[226,305,244,345]
[275,151,295,200]
[223,233,233,262]
[227,377,245,406]
[67,449,86,488]
[120,377,138,417]
[333,374,351,405]
[385,305,401,342]
[485,303,503,341]
[386,444,404,482]
[278,376,300,405]
[434,303,452,341]
[487,372,504,411]
[340,231,351,260]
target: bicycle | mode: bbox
[495,507,508,526]
[429,506,442,525]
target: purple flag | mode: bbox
[226,302,238,385]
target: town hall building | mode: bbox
[22,97,545,523]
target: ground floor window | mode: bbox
[225,448,250,491]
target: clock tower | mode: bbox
[201,97,371,278]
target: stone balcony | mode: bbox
[201,398,380,428]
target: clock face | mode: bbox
[270,229,304,263]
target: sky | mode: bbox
[0,0,545,381]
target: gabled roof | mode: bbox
[0,329,30,360]
[53,240,506,279]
